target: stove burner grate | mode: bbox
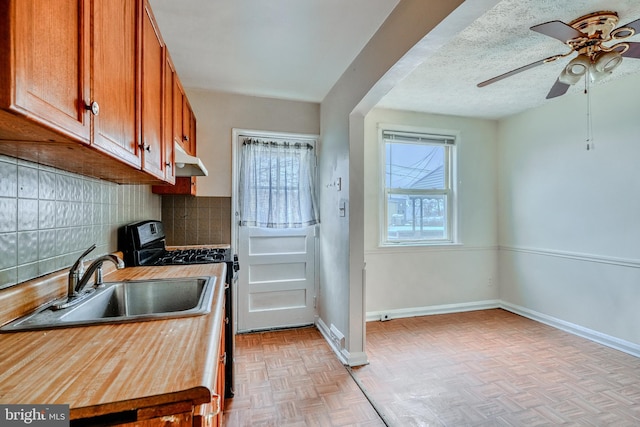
[153,248,230,266]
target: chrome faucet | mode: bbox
[74,254,125,294]
[55,246,125,310]
[68,244,97,299]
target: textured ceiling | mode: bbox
[377,0,640,119]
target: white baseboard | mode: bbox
[365,300,640,358]
[365,299,501,322]
[500,302,640,359]
[316,318,349,365]
[324,300,640,365]
[316,317,370,367]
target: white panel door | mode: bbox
[237,225,316,332]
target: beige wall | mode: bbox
[184,89,320,197]
[363,108,499,316]
[498,71,640,347]
[318,0,493,365]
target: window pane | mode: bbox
[385,142,445,190]
[387,194,447,241]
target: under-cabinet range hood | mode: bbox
[174,143,208,176]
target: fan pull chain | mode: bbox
[585,77,594,150]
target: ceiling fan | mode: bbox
[478,11,640,99]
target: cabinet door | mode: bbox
[7,0,90,142]
[189,108,197,156]
[173,76,186,152]
[90,0,140,167]
[140,0,165,179]
[181,98,193,155]
[163,52,176,184]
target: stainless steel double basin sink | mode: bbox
[0,276,216,332]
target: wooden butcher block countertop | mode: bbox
[0,263,227,421]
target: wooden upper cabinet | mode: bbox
[173,75,186,152]
[140,0,165,180]
[0,0,91,142]
[90,0,140,168]
[182,97,193,155]
[152,176,196,196]
[163,53,176,185]
[0,0,187,185]
[172,74,196,156]
[187,103,197,156]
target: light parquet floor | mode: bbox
[224,309,640,426]
[223,327,385,427]
[353,309,640,426]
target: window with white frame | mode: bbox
[381,128,456,245]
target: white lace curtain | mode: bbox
[239,138,319,228]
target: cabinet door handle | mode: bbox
[85,101,100,116]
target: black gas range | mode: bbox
[118,220,238,282]
[118,219,237,398]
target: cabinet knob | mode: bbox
[139,143,151,152]
[182,135,189,142]
[85,101,100,116]
[165,162,171,168]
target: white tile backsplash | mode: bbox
[0,155,162,289]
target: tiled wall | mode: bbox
[0,155,161,289]
[161,195,231,246]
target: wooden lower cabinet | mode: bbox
[114,408,193,427]
[131,413,193,427]
[194,318,226,427]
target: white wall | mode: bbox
[498,72,640,346]
[364,108,499,316]
[185,89,320,197]
[318,0,479,365]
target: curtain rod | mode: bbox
[242,137,313,150]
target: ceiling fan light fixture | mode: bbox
[593,50,623,73]
[558,67,581,85]
[559,54,590,84]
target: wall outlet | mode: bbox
[381,314,391,321]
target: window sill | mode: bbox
[380,241,461,248]
[373,242,463,252]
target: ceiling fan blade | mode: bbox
[619,17,640,33]
[477,55,562,87]
[531,20,585,43]
[621,41,640,58]
[546,78,571,99]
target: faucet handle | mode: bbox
[71,244,97,273]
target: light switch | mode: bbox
[339,199,346,217]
